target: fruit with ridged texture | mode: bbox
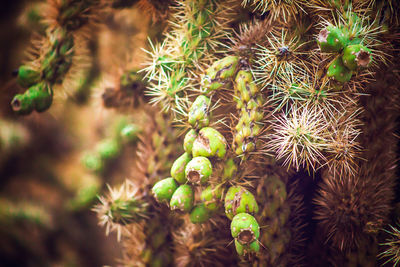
[192,127,227,159]
[188,95,211,129]
[200,185,222,211]
[171,152,192,184]
[170,184,194,212]
[327,57,353,83]
[152,178,179,204]
[342,44,372,70]
[185,156,213,185]
[225,186,259,220]
[190,203,211,224]
[231,213,260,245]
[317,25,348,52]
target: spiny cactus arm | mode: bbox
[11,0,107,115]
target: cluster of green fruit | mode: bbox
[318,20,373,83]
[151,94,227,223]
[82,120,140,174]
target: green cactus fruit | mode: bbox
[192,127,227,159]
[184,129,198,154]
[317,25,348,52]
[327,56,353,83]
[223,158,237,181]
[190,203,211,224]
[16,65,40,88]
[81,152,103,173]
[342,44,372,70]
[170,184,194,212]
[26,83,53,112]
[96,139,121,160]
[171,152,192,184]
[152,178,179,203]
[231,213,260,245]
[185,156,213,185]
[225,186,259,220]
[234,239,260,256]
[201,185,222,211]
[202,56,239,93]
[188,95,211,129]
[120,123,140,143]
[11,94,34,115]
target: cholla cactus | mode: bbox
[3,0,400,266]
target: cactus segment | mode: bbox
[200,185,222,212]
[96,139,121,160]
[152,178,179,204]
[171,152,192,184]
[222,158,238,181]
[202,56,239,93]
[183,129,198,154]
[16,65,40,88]
[188,95,211,129]
[190,203,211,224]
[342,44,372,70]
[225,186,259,220]
[327,56,353,83]
[170,184,194,212]
[231,213,260,245]
[317,25,349,52]
[185,156,213,185]
[192,127,227,159]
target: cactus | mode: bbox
[2,0,400,266]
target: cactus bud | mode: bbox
[185,156,213,185]
[192,127,227,159]
[27,83,53,112]
[170,184,194,212]
[120,123,140,143]
[327,57,353,83]
[81,152,103,173]
[342,44,372,70]
[171,152,192,184]
[152,178,179,204]
[184,129,198,154]
[201,185,222,211]
[222,158,237,181]
[225,186,259,220]
[231,213,260,245]
[190,203,211,224]
[188,95,211,129]
[317,25,348,52]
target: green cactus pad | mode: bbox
[96,139,121,160]
[152,178,179,204]
[185,156,213,185]
[170,184,194,212]
[183,129,198,154]
[327,56,353,83]
[342,44,372,70]
[225,186,259,220]
[317,25,348,52]
[231,213,260,245]
[234,239,260,256]
[188,95,211,129]
[201,185,222,211]
[192,127,227,159]
[190,203,211,224]
[171,152,192,184]
[16,65,40,88]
